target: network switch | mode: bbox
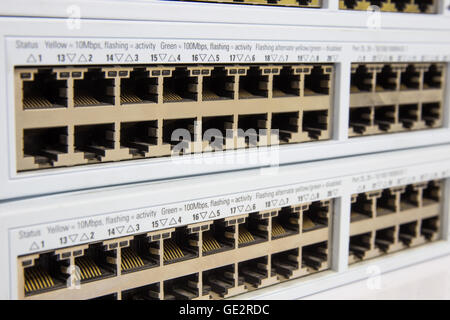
[2,145,449,300]
[339,0,438,13]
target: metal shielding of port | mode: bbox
[15,63,333,172]
[349,63,445,137]
[180,0,322,8]
[349,179,443,264]
[17,199,333,300]
[339,0,437,13]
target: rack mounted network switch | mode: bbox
[15,64,333,172]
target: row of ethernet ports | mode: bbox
[349,102,441,136]
[92,242,327,301]
[21,110,329,169]
[20,200,331,298]
[18,64,332,110]
[351,63,444,93]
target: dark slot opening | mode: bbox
[164,274,199,300]
[120,121,158,157]
[74,124,115,160]
[239,67,269,99]
[399,104,419,129]
[351,65,373,92]
[120,69,158,104]
[73,69,114,106]
[272,248,299,279]
[304,66,330,95]
[74,243,116,283]
[302,110,328,139]
[272,67,300,97]
[351,193,373,221]
[376,65,397,91]
[202,67,234,100]
[302,242,328,270]
[23,127,68,165]
[163,227,198,265]
[163,68,197,102]
[374,105,396,131]
[272,207,299,239]
[22,70,67,109]
[122,283,160,300]
[238,213,268,248]
[303,201,329,232]
[375,227,396,252]
[349,107,372,134]
[203,265,237,297]
[24,252,69,296]
[120,235,159,274]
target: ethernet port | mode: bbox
[202,116,233,151]
[421,102,441,127]
[73,69,114,107]
[422,180,441,206]
[400,185,420,211]
[414,0,435,13]
[399,221,418,246]
[121,235,159,274]
[424,64,442,89]
[349,233,372,260]
[302,242,328,271]
[74,124,115,161]
[238,257,269,288]
[351,65,373,92]
[22,69,67,109]
[272,67,300,97]
[238,114,267,147]
[374,105,396,131]
[302,201,329,232]
[74,243,116,283]
[202,67,234,100]
[271,207,299,240]
[203,265,238,298]
[349,107,372,134]
[202,220,234,256]
[342,0,358,9]
[120,69,158,104]
[238,213,268,248]
[271,112,300,144]
[239,67,268,99]
[351,193,373,222]
[89,293,117,300]
[375,227,396,252]
[23,252,69,296]
[163,118,195,153]
[399,104,419,129]
[302,110,328,140]
[400,65,420,90]
[122,283,160,300]
[421,216,439,240]
[164,274,199,300]
[163,227,198,265]
[120,121,158,157]
[304,66,330,96]
[271,248,299,278]
[163,68,197,102]
[23,127,68,166]
[376,65,397,91]
[376,189,396,216]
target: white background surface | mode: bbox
[304,254,450,300]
